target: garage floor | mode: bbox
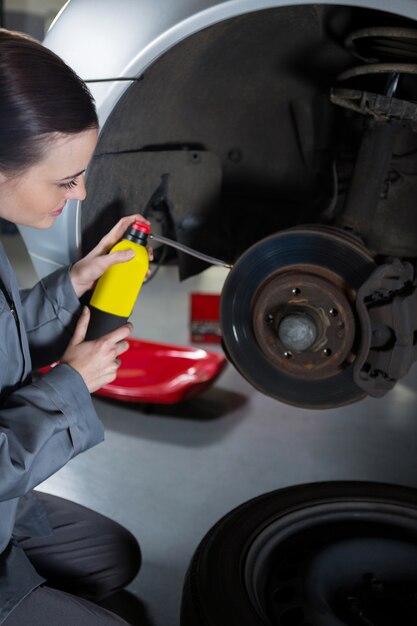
[3,229,417,626]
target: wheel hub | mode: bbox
[278,312,318,353]
[253,267,356,380]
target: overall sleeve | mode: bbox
[0,252,103,503]
[20,266,82,369]
[0,363,104,502]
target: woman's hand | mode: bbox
[69,214,151,299]
[61,307,132,393]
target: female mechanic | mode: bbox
[0,28,147,625]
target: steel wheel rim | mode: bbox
[244,501,417,626]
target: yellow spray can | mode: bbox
[86,220,150,340]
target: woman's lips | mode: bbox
[49,204,65,216]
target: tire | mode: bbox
[181,482,417,626]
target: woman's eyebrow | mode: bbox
[57,169,85,181]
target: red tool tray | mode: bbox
[94,338,227,404]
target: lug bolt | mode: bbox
[329,308,338,317]
[284,351,293,359]
[292,288,300,295]
[323,348,332,357]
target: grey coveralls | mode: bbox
[0,242,137,624]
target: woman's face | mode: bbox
[0,128,98,228]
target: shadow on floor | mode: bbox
[96,385,248,422]
[94,386,249,447]
[98,590,155,626]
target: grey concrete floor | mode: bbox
[3,230,417,626]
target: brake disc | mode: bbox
[220,226,376,409]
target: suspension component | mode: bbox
[331,27,417,257]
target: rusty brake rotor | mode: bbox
[220,226,376,409]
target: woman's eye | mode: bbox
[59,178,78,190]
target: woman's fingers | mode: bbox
[101,214,149,252]
[105,322,133,344]
[83,214,144,258]
[115,339,130,357]
[62,320,133,393]
[107,249,135,266]
[70,213,152,298]
[69,306,90,346]
[146,244,154,262]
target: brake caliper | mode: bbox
[354,258,417,396]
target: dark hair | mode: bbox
[0,28,98,174]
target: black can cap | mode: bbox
[125,220,150,245]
